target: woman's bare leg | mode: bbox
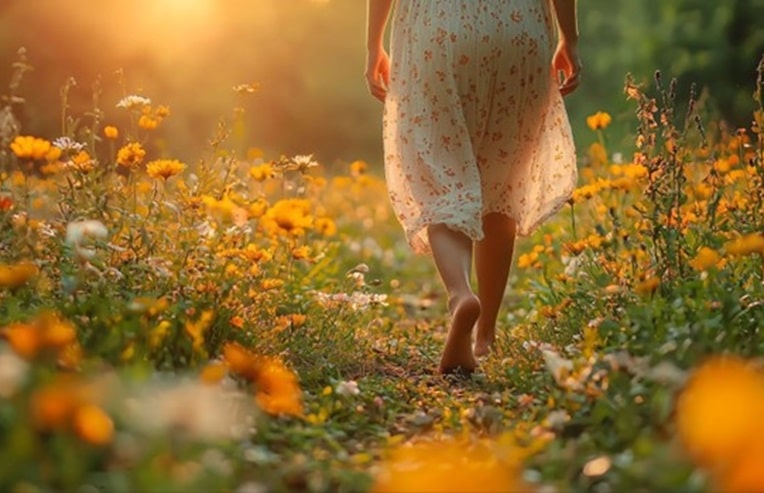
[474,213,516,357]
[427,223,481,373]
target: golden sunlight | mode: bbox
[134,0,224,53]
[148,0,216,20]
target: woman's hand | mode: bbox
[553,40,582,96]
[366,47,391,102]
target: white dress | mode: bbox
[383,0,577,253]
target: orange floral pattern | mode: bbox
[383,0,577,253]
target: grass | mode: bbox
[2,49,764,492]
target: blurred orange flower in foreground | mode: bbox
[675,356,764,492]
[724,233,764,257]
[0,261,38,289]
[72,404,115,446]
[1,311,77,360]
[29,376,114,446]
[254,357,303,417]
[372,438,528,493]
[222,342,303,417]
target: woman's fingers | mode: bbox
[559,65,581,96]
[366,72,388,102]
[552,41,582,97]
[366,50,390,102]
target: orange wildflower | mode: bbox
[10,136,54,160]
[373,438,527,493]
[146,159,186,180]
[0,261,38,289]
[103,125,119,139]
[689,247,722,272]
[254,357,303,417]
[116,142,146,170]
[725,233,764,256]
[586,111,612,131]
[200,362,228,385]
[676,356,764,468]
[72,404,114,446]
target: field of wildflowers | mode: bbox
[2,46,764,492]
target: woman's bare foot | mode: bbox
[473,334,494,358]
[439,293,481,374]
[474,324,495,357]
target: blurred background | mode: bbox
[1,0,763,167]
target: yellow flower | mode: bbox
[517,252,539,269]
[2,322,41,359]
[30,383,81,430]
[372,438,525,493]
[249,162,275,181]
[185,310,214,351]
[138,114,159,130]
[10,136,52,160]
[725,233,764,257]
[149,320,172,349]
[68,150,96,173]
[116,142,146,170]
[693,183,713,200]
[314,217,337,236]
[586,111,612,131]
[635,275,660,296]
[717,446,764,493]
[254,357,303,417]
[249,198,269,218]
[223,341,260,380]
[262,198,313,236]
[331,176,353,190]
[202,194,247,224]
[57,342,83,370]
[571,179,608,203]
[72,404,114,446]
[0,261,38,289]
[349,160,368,176]
[689,247,721,272]
[103,125,119,140]
[1,312,77,360]
[229,315,244,329]
[620,163,648,179]
[218,244,273,263]
[291,245,312,260]
[713,158,733,174]
[200,362,228,385]
[261,278,285,290]
[36,311,77,349]
[275,314,308,332]
[676,356,764,469]
[155,105,171,118]
[146,159,186,180]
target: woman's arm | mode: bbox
[551,0,578,44]
[550,0,582,96]
[365,0,394,102]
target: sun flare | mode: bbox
[152,0,215,16]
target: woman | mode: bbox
[366,0,581,374]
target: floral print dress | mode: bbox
[383,0,577,253]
